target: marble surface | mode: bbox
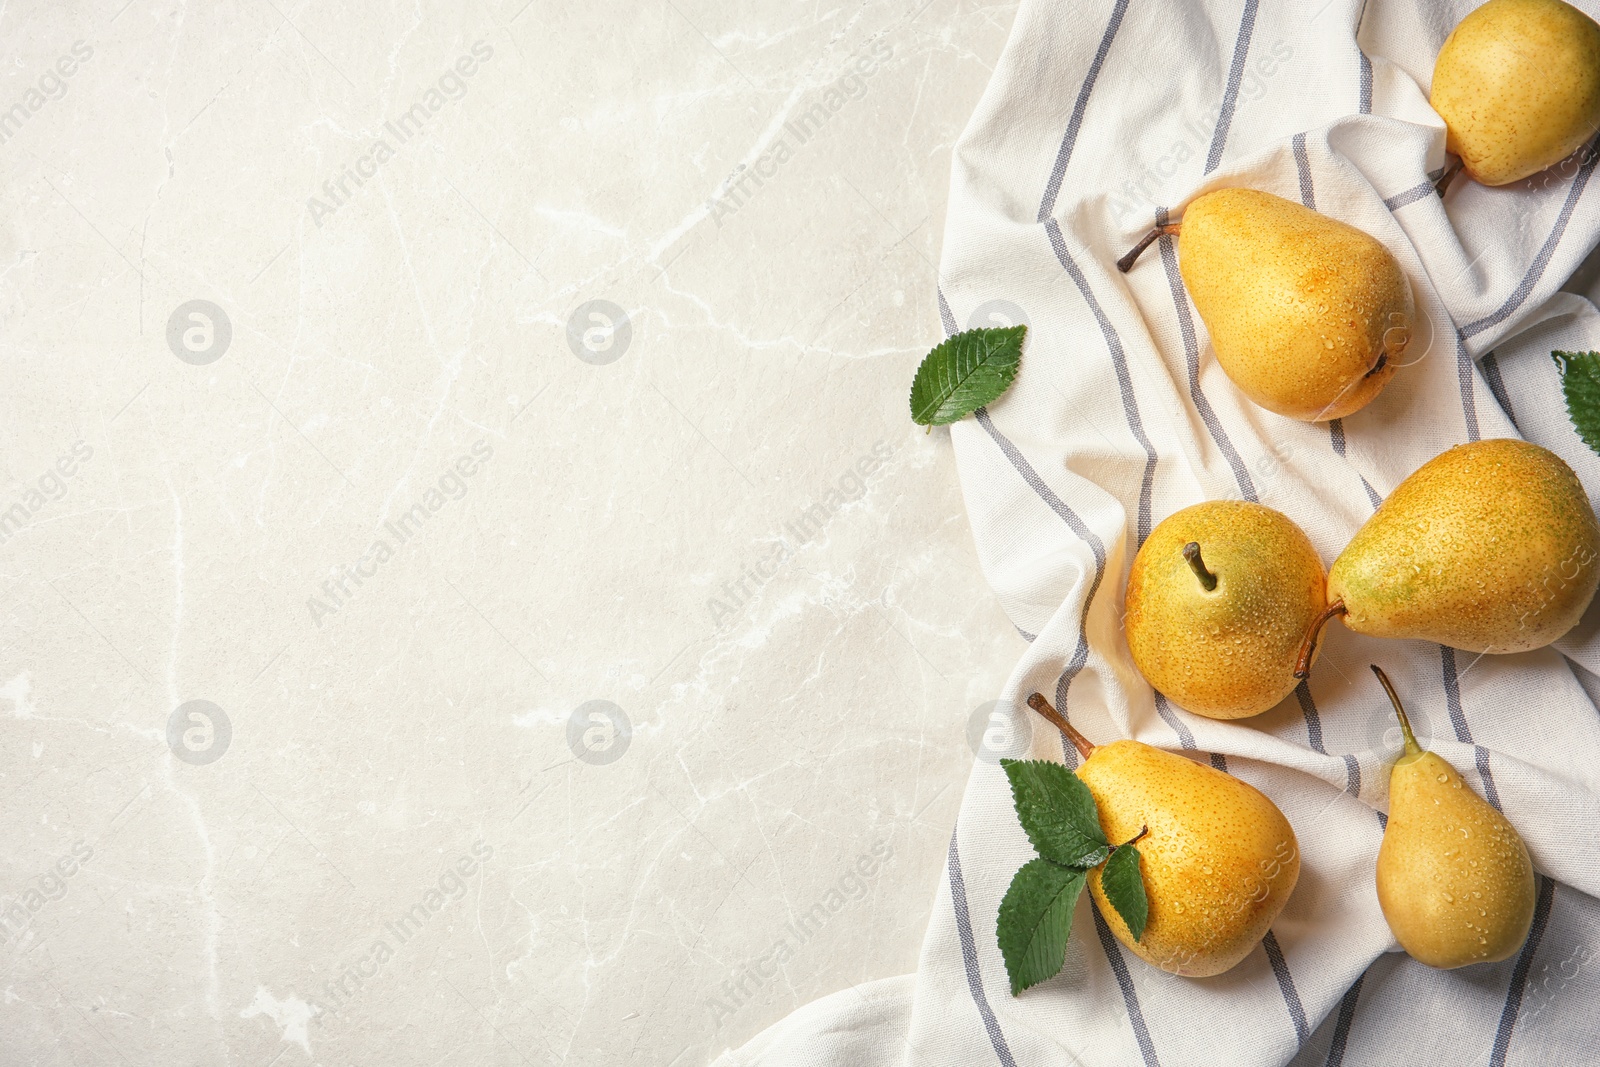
[0,2,1024,1063]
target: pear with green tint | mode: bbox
[1301,439,1600,668]
[1125,500,1326,719]
[1371,666,1535,968]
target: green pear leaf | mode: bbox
[996,858,1086,995]
[1000,758,1109,868]
[1554,350,1600,456]
[908,325,1025,426]
[1101,843,1149,942]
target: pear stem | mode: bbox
[1370,664,1422,757]
[1435,157,1465,199]
[1121,824,1150,847]
[1026,692,1095,761]
[1292,598,1347,679]
[1182,541,1218,591]
[1115,223,1181,273]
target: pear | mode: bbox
[1298,439,1600,671]
[1431,0,1600,187]
[1118,188,1415,422]
[1125,500,1326,719]
[1027,694,1300,977]
[1370,666,1535,967]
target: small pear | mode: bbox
[1120,188,1415,421]
[1431,0,1600,187]
[1027,695,1300,977]
[1125,501,1326,719]
[1300,439,1600,668]
[1370,666,1535,968]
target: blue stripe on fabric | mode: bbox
[1489,877,1557,1067]
[1382,181,1435,211]
[1355,0,1373,116]
[945,296,1043,648]
[1152,691,1198,750]
[1154,209,1257,503]
[1293,133,1316,211]
[1455,331,1481,441]
[1091,908,1163,1067]
[938,288,958,336]
[1329,419,1383,508]
[1044,218,1158,544]
[1297,665,1371,809]
[1038,0,1132,222]
[1204,0,1261,175]
[1152,692,1227,771]
[1440,644,1473,737]
[1343,753,1362,799]
[1324,970,1366,1067]
[1473,746,1504,811]
[947,832,1020,1067]
[973,410,1106,568]
[1479,352,1520,432]
[1440,645,1503,810]
[1462,137,1600,339]
[1295,680,1326,754]
[1300,674,1374,815]
[973,408,1107,761]
[1261,930,1310,1044]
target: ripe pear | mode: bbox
[1027,694,1300,977]
[1300,439,1600,667]
[1119,188,1415,421]
[1431,0,1600,187]
[1370,666,1535,967]
[1125,501,1327,719]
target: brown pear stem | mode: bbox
[1182,541,1218,591]
[1121,824,1150,847]
[1293,598,1347,679]
[1115,223,1181,273]
[1026,692,1095,761]
[1434,157,1465,199]
[1370,664,1422,757]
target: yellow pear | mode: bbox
[1300,439,1600,667]
[1028,694,1300,977]
[1119,188,1415,421]
[1370,666,1535,968]
[1431,0,1600,187]
[1125,501,1326,719]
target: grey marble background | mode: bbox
[0,1,1027,1064]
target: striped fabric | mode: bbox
[713,1,1600,1064]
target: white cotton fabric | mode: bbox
[712,1,1600,1064]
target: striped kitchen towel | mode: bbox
[713,1,1600,1064]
